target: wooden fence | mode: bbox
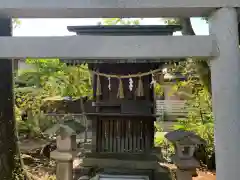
[155,100,187,117]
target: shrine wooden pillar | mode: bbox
[209,8,240,180]
[0,18,16,179]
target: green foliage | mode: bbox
[168,59,214,158]
[155,131,174,162]
[156,56,214,163]
[164,18,180,25]
[15,59,92,137]
[155,68,214,162]
[154,83,164,96]
[42,174,56,180]
[174,87,214,154]
[102,18,141,25]
[12,19,21,29]
[58,64,92,98]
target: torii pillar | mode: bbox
[210,8,240,180]
[0,18,16,179]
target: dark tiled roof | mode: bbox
[67,25,182,36]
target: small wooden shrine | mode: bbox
[59,25,182,180]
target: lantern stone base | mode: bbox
[175,169,192,180]
[171,155,200,170]
[171,155,200,180]
[51,150,79,180]
[56,161,73,180]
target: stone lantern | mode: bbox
[165,130,205,160]
[165,130,205,180]
[175,137,198,159]
[45,121,79,180]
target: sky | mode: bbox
[13,17,209,36]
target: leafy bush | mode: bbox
[15,59,92,137]
[174,88,214,156]
[41,174,56,180]
[155,60,215,167]
[155,130,174,162]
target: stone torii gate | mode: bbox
[0,1,239,180]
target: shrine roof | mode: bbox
[67,25,182,36]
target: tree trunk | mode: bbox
[179,18,212,95]
[0,18,23,180]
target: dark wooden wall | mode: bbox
[90,63,159,154]
[96,117,154,153]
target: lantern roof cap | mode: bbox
[165,130,206,145]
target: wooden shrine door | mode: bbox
[96,117,154,153]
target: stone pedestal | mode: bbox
[171,155,200,180]
[56,161,73,180]
[51,134,77,180]
[176,169,192,180]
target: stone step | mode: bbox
[82,157,159,170]
[74,167,172,180]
